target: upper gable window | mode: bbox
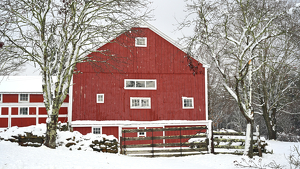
[19,94,29,102]
[182,97,194,109]
[135,37,147,47]
[125,79,156,90]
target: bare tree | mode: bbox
[180,0,293,157]
[252,34,300,140]
[0,0,151,148]
[0,16,25,76]
[0,42,25,76]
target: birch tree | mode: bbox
[180,0,292,157]
[0,0,151,148]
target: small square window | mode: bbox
[138,127,146,137]
[138,132,146,137]
[93,127,101,134]
[20,107,28,115]
[135,37,147,47]
[97,94,104,103]
[19,94,29,102]
[182,97,194,109]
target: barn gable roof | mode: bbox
[137,21,209,67]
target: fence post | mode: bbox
[123,130,126,155]
[207,120,214,154]
[152,128,154,157]
[180,127,182,156]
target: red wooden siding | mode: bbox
[73,127,91,135]
[30,94,44,102]
[3,94,18,103]
[11,108,18,115]
[39,108,47,115]
[102,127,119,139]
[1,107,8,115]
[72,28,206,123]
[59,107,68,115]
[0,119,8,128]
[11,118,36,127]
[38,117,67,124]
[29,107,36,115]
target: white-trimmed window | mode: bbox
[138,131,146,137]
[125,79,156,90]
[97,94,104,103]
[92,127,102,134]
[19,107,29,115]
[130,97,151,109]
[138,127,146,137]
[182,97,194,109]
[19,94,29,102]
[135,37,147,47]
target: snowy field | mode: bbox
[1,126,300,169]
[1,140,300,168]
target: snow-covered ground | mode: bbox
[1,126,300,169]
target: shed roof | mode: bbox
[0,76,43,93]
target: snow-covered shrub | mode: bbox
[233,157,283,168]
[287,145,300,169]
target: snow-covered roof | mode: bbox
[0,76,43,93]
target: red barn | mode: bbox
[0,76,69,128]
[70,22,210,141]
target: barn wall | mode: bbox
[72,28,206,122]
[0,93,69,128]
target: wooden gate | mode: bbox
[120,126,209,157]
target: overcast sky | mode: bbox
[21,0,189,76]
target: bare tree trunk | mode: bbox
[261,96,277,140]
[44,113,58,149]
[245,120,254,158]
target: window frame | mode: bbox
[124,79,157,90]
[19,107,29,115]
[96,94,104,103]
[135,37,147,47]
[19,94,29,102]
[182,97,194,109]
[92,126,102,134]
[130,97,151,109]
[0,94,2,103]
[138,127,146,137]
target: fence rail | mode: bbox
[121,126,210,157]
[120,124,268,157]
